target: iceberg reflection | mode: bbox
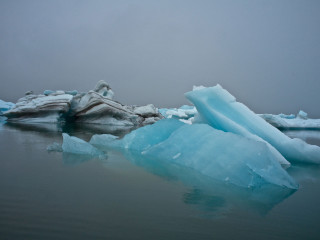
[119,150,296,217]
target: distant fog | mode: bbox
[1,0,320,117]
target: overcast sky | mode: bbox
[1,0,320,116]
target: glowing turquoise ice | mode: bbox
[111,119,298,189]
[186,85,320,164]
[62,133,105,157]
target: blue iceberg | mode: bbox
[62,133,105,158]
[186,85,320,164]
[0,99,15,113]
[47,84,320,189]
[0,99,15,122]
[95,119,298,189]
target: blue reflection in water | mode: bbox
[116,150,296,218]
[4,121,320,218]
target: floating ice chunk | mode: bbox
[6,81,162,125]
[158,108,170,118]
[65,90,78,96]
[166,109,188,118]
[133,104,159,118]
[94,80,114,99]
[193,85,206,91]
[43,90,55,96]
[259,113,320,129]
[0,99,15,113]
[159,105,197,120]
[62,133,105,158]
[142,117,161,125]
[90,134,119,146]
[279,113,295,119]
[5,94,73,123]
[51,90,65,96]
[71,91,143,126]
[120,119,184,151]
[115,119,297,189]
[298,110,308,119]
[185,85,320,164]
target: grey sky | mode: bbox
[1,0,320,116]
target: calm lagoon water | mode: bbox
[0,122,320,240]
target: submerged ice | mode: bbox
[93,119,298,189]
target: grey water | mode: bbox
[1,122,320,240]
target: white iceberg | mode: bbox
[93,80,114,99]
[185,85,320,164]
[159,105,197,122]
[99,119,297,189]
[259,111,320,129]
[71,90,143,126]
[5,80,163,125]
[4,94,73,123]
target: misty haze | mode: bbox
[1,1,320,240]
[1,0,320,116]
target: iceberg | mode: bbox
[298,110,308,119]
[90,134,119,146]
[159,105,197,120]
[94,119,297,189]
[4,94,73,123]
[70,90,143,126]
[5,81,163,125]
[0,99,15,113]
[0,99,15,122]
[62,133,105,158]
[259,111,320,129]
[119,119,184,151]
[185,85,320,164]
[93,80,114,99]
[43,90,55,96]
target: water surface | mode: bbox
[0,123,320,240]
